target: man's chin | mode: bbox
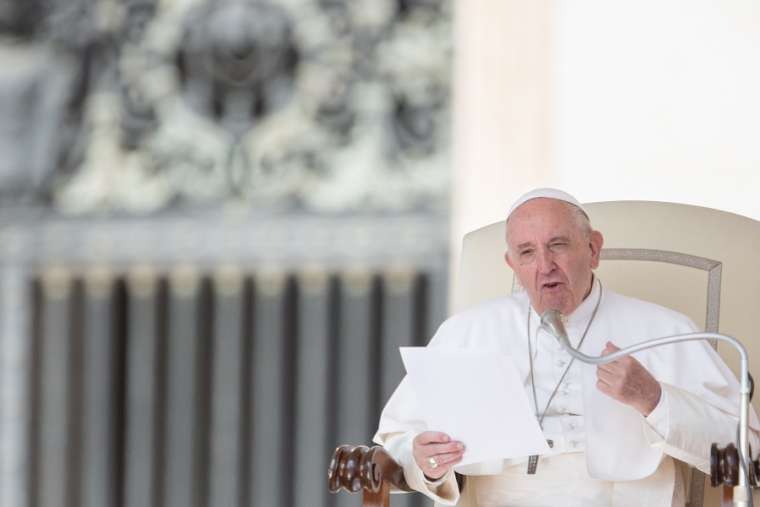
[539,295,570,315]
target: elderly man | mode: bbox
[374,188,760,506]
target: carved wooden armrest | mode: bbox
[328,445,413,507]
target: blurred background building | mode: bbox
[1,0,759,507]
[0,1,450,507]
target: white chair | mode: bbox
[456,200,760,507]
[329,200,760,506]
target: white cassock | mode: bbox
[374,278,760,506]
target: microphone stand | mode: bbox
[540,309,754,507]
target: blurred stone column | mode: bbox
[163,267,202,507]
[37,268,74,507]
[208,267,245,507]
[0,265,30,507]
[333,269,375,507]
[293,268,330,507]
[249,270,288,507]
[124,267,160,507]
[81,269,116,507]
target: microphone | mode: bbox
[539,309,569,347]
[539,309,755,506]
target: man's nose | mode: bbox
[536,248,556,273]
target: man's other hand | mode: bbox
[412,431,465,480]
[596,341,662,416]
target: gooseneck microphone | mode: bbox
[539,309,755,507]
[539,310,569,349]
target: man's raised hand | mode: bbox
[596,341,662,416]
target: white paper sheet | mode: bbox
[400,347,551,466]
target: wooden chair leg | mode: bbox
[362,482,391,507]
[721,485,733,507]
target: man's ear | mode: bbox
[589,230,604,269]
[505,250,514,270]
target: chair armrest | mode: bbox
[328,444,413,503]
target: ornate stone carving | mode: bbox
[0,0,451,215]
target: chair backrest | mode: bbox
[455,200,760,507]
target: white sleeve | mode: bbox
[641,382,760,474]
[643,384,670,439]
[381,432,460,505]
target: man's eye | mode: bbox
[549,242,568,250]
[519,249,534,258]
